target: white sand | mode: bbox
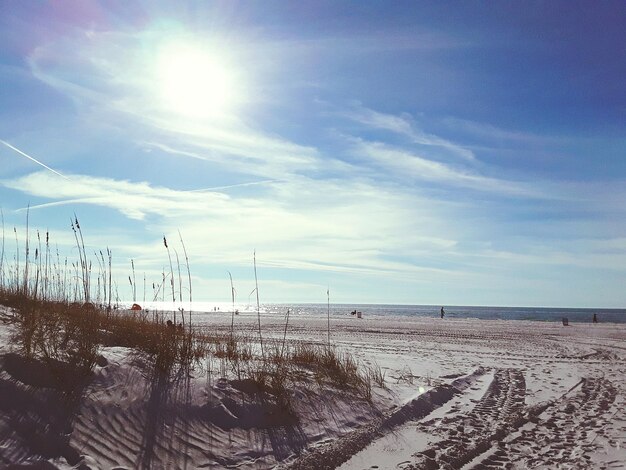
[1,306,625,469]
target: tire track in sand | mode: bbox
[464,376,618,469]
[282,368,487,470]
[409,368,526,470]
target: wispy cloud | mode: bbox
[1,170,466,280]
[286,30,475,54]
[27,29,326,181]
[342,105,476,162]
[142,129,319,179]
[440,117,561,146]
[2,171,231,220]
[351,138,539,197]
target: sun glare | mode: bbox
[156,42,235,119]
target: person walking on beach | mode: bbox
[440,306,445,319]
[593,313,598,323]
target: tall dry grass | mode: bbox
[0,213,379,407]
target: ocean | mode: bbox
[269,304,626,324]
[128,301,626,324]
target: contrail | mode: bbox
[16,199,92,212]
[1,139,68,179]
[188,179,279,192]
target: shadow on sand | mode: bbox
[134,356,311,469]
[0,353,92,467]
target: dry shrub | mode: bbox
[365,361,387,389]
[3,294,378,405]
[10,299,100,380]
[288,341,371,397]
[3,295,210,379]
[103,309,208,374]
[212,333,253,361]
[397,365,415,385]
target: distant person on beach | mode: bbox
[593,313,598,323]
[440,307,445,319]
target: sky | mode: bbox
[1,1,625,308]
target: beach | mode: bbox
[2,1,625,468]
[1,305,625,469]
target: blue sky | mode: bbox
[1,1,625,307]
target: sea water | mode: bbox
[124,301,626,324]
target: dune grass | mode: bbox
[0,215,382,409]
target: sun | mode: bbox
[155,41,236,119]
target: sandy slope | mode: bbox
[1,306,625,469]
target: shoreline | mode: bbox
[105,300,626,325]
